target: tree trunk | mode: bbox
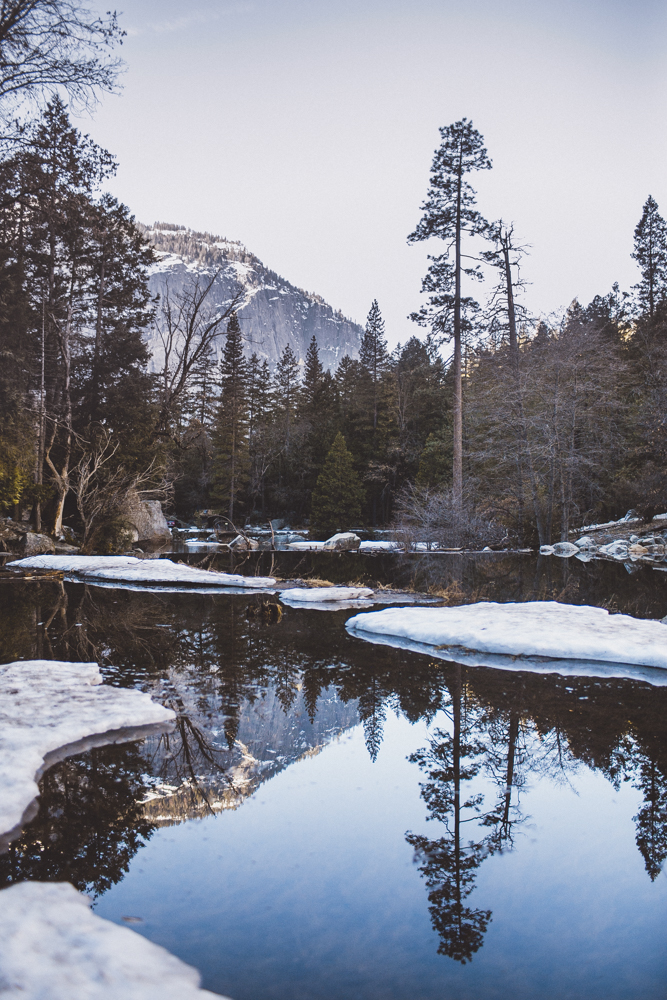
[46,304,74,536]
[91,250,106,420]
[452,153,463,515]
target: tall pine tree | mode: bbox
[408,119,491,511]
[359,299,389,432]
[211,311,249,522]
[632,195,667,318]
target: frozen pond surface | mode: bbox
[1,553,667,998]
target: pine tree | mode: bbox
[408,119,491,510]
[632,196,667,318]
[211,311,249,522]
[274,342,300,448]
[246,352,275,514]
[359,299,389,431]
[310,432,365,536]
[300,335,324,414]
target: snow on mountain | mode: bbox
[140,223,363,372]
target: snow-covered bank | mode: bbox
[8,554,276,589]
[0,882,223,999]
[346,602,667,682]
[0,659,174,848]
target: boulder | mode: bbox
[122,496,171,543]
[229,535,259,551]
[322,532,361,551]
[599,540,629,558]
[575,535,597,549]
[628,544,649,556]
[54,542,80,554]
[20,532,55,556]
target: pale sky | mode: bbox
[83,0,667,346]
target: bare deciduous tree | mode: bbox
[0,0,124,118]
[73,429,171,550]
[153,271,243,441]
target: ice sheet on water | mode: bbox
[279,586,374,607]
[346,601,667,678]
[9,555,276,589]
[0,882,223,999]
[0,659,174,844]
[84,581,277,596]
[8,555,142,572]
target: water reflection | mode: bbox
[1,566,667,988]
[1,743,155,897]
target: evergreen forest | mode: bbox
[0,12,666,548]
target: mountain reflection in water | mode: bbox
[1,554,666,998]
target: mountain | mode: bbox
[140,675,359,827]
[140,223,363,372]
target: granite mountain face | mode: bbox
[141,223,362,372]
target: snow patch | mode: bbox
[0,659,174,845]
[279,586,374,607]
[359,540,400,552]
[346,601,667,679]
[9,555,276,589]
[0,881,223,999]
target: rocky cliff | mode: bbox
[141,223,363,372]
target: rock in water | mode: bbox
[229,535,259,551]
[599,540,630,558]
[552,542,580,557]
[322,532,361,551]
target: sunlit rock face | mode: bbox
[141,224,363,372]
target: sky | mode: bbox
[82,0,667,346]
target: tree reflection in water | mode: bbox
[0,743,156,897]
[406,665,527,963]
[2,572,667,946]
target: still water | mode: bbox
[1,554,667,999]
